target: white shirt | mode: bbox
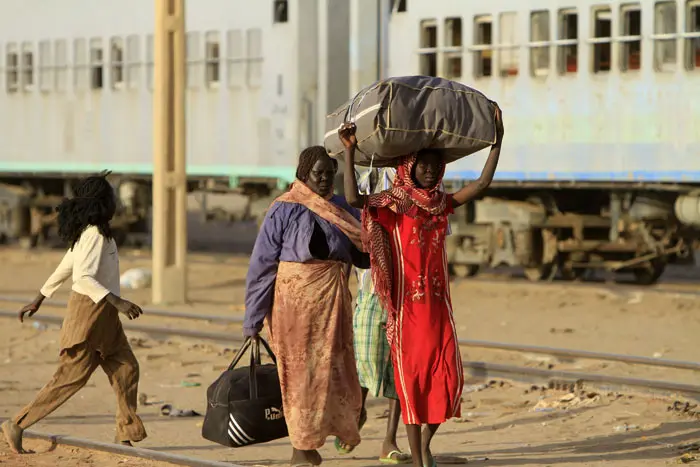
[40,225,121,304]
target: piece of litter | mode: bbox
[181,381,201,388]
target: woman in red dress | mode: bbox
[341,107,504,467]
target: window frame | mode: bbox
[5,43,20,94]
[443,17,463,80]
[53,40,68,93]
[226,29,246,89]
[417,19,438,77]
[555,8,579,75]
[246,28,264,89]
[684,0,700,70]
[498,12,520,77]
[619,3,643,72]
[529,10,551,78]
[470,14,494,79]
[590,7,613,74]
[110,37,125,90]
[21,41,35,92]
[204,31,221,88]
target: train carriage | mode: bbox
[0,0,699,284]
[385,0,700,283]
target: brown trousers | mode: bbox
[13,342,147,442]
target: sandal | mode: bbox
[379,450,413,464]
[334,408,367,454]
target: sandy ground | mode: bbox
[1,243,700,466]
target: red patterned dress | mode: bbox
[363,155,464,425]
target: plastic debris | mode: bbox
[160,404,201,417]
[120,268,152,289]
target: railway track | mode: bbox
[2,304,700,400]
[21,429,243,467]
[2,295,700,465]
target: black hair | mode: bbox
[296,146,338,182]
[57,171,115,249]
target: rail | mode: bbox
[21,429,244,467]
[3,309,700,399]
[3,309,699,372]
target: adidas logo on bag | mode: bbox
[265,406,283,421]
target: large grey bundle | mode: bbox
[324,75,498,167]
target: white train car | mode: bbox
[0,0,350,245]
[381,0,700,283]
[0,0,699,284]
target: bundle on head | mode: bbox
[57,170,115,249]
[295,146,337,182]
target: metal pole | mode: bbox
[152,0,187,304]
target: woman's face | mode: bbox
[413,151,443,189]
[306,158,337,197]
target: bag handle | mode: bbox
[226,336,278,400]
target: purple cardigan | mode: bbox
[243,195,363,336]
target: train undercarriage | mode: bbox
[445,183,700,285]
[1,175,699,287]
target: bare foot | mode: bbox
[113,436,133,447]
[2,421,27,454]
[381,440,412,463]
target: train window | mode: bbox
[146,35,154,90]
[274,0,288,24]
[473,15,493,78]
[557,9,578,74]
[653,2,677,71]
[125,35,140,90]
[392,0,407,13]
[110,38,125,89]
[226,30,245,88]
[686,0,700,70]
[205,31,220,87]
[620,4,642,72]
[54,40,67,92]
[592,8,612,73]
[73,38,88,91]
[247,28,263,88]
[4,44,19,93]
[38,40,52,92]
[443,18,462,79]
[89,39,104,90]
[499,12,519,77]
[186,32,202,89]
[530,11,550,77]
[419,20,438,76]
[21,42,34,92]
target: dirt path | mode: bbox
[1,247,699,466]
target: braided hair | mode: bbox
[57,171,116,249]
[295,146,337,182]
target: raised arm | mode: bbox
[339,123,367,209]
[243,203,285,337]
[452,105,505,208]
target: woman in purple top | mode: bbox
[243,146,369,467]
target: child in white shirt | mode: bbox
[2,172,147,453]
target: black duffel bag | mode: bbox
[201,336,288,447]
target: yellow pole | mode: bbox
[152,0,187,304]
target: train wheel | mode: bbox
[18,234,38,250]
[560,266,587,281]
[632,258,666,286]
[524,263,556,282]
[450,264,480,279]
